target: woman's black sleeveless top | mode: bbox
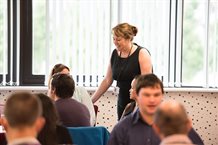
[110,45,141,112]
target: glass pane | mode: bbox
[0,0,7,75]
[182,0,207,86]
[208,0,218,87]
[32,0,111,86]
[33,0,46,74]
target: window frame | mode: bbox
[19,0,44,86]
[0,0,17,85]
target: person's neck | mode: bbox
[139,111,154,125]
[53,95,60,101]
[120,43,133,57]
[6,127,37,144]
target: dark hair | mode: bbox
[112,23,138,41]
[36,93,59,145]
[50,63,70,76]
[132,75,140,88]
[154,102,189,136]
[51,73,75,99]
[135,74,164,95]
[48,64,70,86]
[4,92,42,128]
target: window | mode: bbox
[1,0,218,88]
[32,0,171,86]
[32,0,112,86]
[182,0,218,87]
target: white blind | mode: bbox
[0,0,10,86]
[33,0,112,86]
[119,0,170,86]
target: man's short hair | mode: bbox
[135,74,164,95]
[51,73,75,99]
[4,92,42,128]
[154,101,189,136]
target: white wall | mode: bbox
[0,88,217,145]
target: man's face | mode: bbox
[137,86,163,116]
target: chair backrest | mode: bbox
[0,133,7,145]
[67,126,110,145]
[93,105,98,117]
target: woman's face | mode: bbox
[129,79,137,100]
[113,35,130,52]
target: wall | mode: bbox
[0,87,217,145]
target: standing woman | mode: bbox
[92,23,152,120]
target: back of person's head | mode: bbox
[112,23,138,41]
[51,73,75,99]
[153,101,191,138]
[135,74,164,95]
[4,92,42,128]
[36,93,59,145]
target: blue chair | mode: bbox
[67,126,110,145]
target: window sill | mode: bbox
[0,86,218,93]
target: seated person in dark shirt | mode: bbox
[36,93,73,145]
[153,100,194,145]
[107,74,204,145]
[49,73,90,127]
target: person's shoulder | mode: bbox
[75,86,86,91]
[56,124,68,132]
[62,98,86,108]
[111,49,118,57]
[113,113,134,131]
[134,43,150,54]
[188,128,204,145]
[139,47,151,56]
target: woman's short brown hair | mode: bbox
[112,23,138,41]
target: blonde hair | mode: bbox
[112,23,138,41]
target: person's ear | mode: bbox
[49,87,56,100]
[186,118,192,132]
[34,117,45,133]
